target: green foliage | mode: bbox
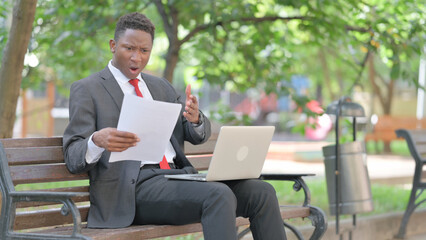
[208,100,253,126]
[0,0,11,58]
[19,0,161,95]
[1,0,424,112]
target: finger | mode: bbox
[183,112,194,121]
[186,97,199,110]
[108,146,133,152]
[185,84,191,100]
[185,104,197,114]
[114,130,140,141]
[183,109,199,123]
[190,95,198,105]
[105,140,137,151]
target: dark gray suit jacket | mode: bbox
[63,66,211,228]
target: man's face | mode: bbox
[109,29,153,79]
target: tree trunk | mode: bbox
[0,0,37,138]
[368,52,395,153]
[163,44,180,83]
[318,48,335,100]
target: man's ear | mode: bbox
[109,39,116,53]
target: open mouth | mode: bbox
[129,67,139,74]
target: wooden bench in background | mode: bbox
[0,137,327,240]
[394,129,426,239]
[364,115,426,152]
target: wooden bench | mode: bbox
[394,129,426,239]
[365,115,426,146]
[0,137,327,240]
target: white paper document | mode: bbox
[109,95,182,163]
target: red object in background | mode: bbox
[305,114,332,140]
[305,100,332,140]
[306,100,324,114]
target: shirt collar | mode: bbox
[108,60,141,85]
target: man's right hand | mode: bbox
[92,128,140,152]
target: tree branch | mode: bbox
[349,50,370,89]
[376,71,389,87]
[180,15,310,45]
[345,25,370,33]
[153,0,173,41]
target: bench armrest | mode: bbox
[7,191,88,239]
[260,173,315,207]
[9,191,88,200]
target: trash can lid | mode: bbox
[326,97,365,117]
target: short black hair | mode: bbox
[114,12,155,42]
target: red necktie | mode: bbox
[129,79,171,169]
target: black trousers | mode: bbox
[133,168,287,240]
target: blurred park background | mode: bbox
[0,0,426,239]
[0,0,424,143]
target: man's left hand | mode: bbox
[183,84,200,123]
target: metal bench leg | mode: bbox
[395,188,425,239]
[284,221,304,240]
[307,206,328,240]
[239,206,328,240]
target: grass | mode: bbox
[365,140,410,156]
[15,180,89,191]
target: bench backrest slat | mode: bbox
[184,135,217,155]
[375,116,426,131]
[0,137,63,148]
[368,117,426,142]
[10,164,88,185]
[5,146,64,165]
[186,155,212,171]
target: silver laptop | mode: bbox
[165,126,275,181]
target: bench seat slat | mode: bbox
[5,146,64,165]
[11,164,88,185]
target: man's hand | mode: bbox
[92,127,140,152]
[183,84,200,123]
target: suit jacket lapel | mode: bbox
[141,73,168,102]
[99,67,124,112]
